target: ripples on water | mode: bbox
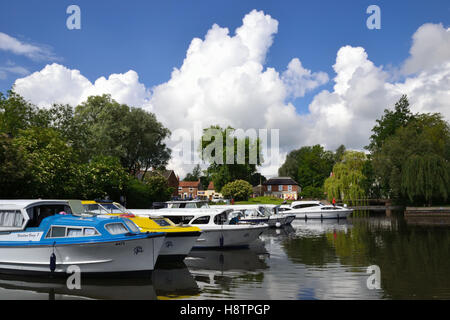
[0,213,449,300]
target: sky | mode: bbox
[1,0,449,178]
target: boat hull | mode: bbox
[158,232,201,260]
[0,235,165,274]
[193,225,267,248]
[292,209,353,219]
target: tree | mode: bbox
[12,127,80,198]
[184,164,203,181]
[372,113,450,204]
[77,156,129,201]
[0,133,33,198]
[221,180,253,201]
[278,145,334,190]
[200,125,263,191]
[324,151,368,204]
[366,95,415,153]
[74,94,171,174]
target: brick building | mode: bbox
[178,180,203,199]
[262,177,299,200]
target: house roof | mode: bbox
[207,181,215,190]
[263,177,298,185]
[179,180,201,188]
[138,169,177,180]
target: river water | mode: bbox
[0,213,449,300]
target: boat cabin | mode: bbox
[166,200,210,209]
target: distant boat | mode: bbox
[0,200,165,275]
[211,204,295,228]
[131,208,268,248]
[279,200,353,219]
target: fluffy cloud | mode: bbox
[10,11,450,177]
[14,63,150,108]
[402,23,450,74]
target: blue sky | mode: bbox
[1,0,449,114]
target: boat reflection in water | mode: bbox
[0,262,201,300]
[185,243,269,295]
[0,274,157,300]
[153,261,200,299]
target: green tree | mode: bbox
[278,145,334,190]
[324,150,368,204]
[184,164,203,181]
[200,125,262,191]
[12,127,80,198]
[0,133,33,198]
[221,179,253,201]
[372,113,450,204]
[74,94,171,174]
[366,95,415,153]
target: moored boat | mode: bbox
[280,200,353,219]
[82,200,202,261]
[0,200,166,275]
[131,208,268,248]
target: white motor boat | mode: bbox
[211,204,295,228]
[0,200,165,275]
[131,208,268,248]
[279,200,353,219]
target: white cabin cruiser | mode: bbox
[211,204,295,228]
[279,200,353,219]
[130,208,268,248]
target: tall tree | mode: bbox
[200,125,262,191]
[366,95,415,153]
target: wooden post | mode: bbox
[385,200,391,217]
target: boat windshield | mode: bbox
[258,207,274,216]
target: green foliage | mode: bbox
[299,186,324,199]
[367,95,414,153]
[0,91,172,206]
[324,151,368,204]
[372,112,450,204]
[184,164,202,181]
[74,94,171,174]
[221,179,253,201]
[125,175,173,208]
[200,125,263,191]
[278,144,335,189]
[77,156,129,200]
[12,127,80,198]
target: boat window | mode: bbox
[185,203,198,208]
[191,216,210,224]
[105,223,129,235]
[152,218,171,227]
[293,203,320,209]
[26,205,72,228]
[164,216,193,224]
[123,219,140,233]
[0,210,24,228]
[214,213,228,225]
[67,228,83,237]
[49,226,66,238]
[84,228,98,236]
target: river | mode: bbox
[0,213,449,300]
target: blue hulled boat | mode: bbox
[0,200,166,275]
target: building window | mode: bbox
[278,185,283,191]
[267,185,272,192]
[288,185,292,191]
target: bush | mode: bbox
[221,179,253,201]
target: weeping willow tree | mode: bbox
[324,151,367,207]
[401,154,449,205]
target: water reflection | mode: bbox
[0,215,448,299]
[0,274,157,300]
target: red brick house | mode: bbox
[178,180,203,199]
[137,169,180,197]
[262,177,299,200]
